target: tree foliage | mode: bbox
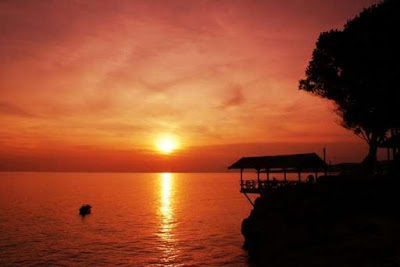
[299,0,400,165]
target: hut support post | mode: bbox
[267,169,270,181]
[257,169,260,188]
[298,169,301,182]
[240,168,243,188]
[243,192,254,207]
[315,169,318,179]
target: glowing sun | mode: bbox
[156,136,178,154]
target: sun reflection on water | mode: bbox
[160,173,173,227]
[158,172,178,262]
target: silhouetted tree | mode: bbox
[299,0,400,169]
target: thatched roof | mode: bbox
[228,153,326,170]
[380,135,400,148]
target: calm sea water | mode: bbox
[0,172,253,266]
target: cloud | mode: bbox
[219,84,245,109]
[0,101,35,117]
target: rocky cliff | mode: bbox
[242,175,400,266]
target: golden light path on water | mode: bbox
[158,172,178,263]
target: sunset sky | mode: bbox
[0,0,382,172]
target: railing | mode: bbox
[241,180,257,189]
[240,179,299,193]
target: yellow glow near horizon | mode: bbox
[156,135,178,154]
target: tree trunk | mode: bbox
[362,141,378,173]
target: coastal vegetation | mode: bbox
[299,0,400,169]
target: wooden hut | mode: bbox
[228,153,327,204]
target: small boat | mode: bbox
[79,204,92,216]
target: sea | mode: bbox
[0,172,254,266]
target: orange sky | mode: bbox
[0,0,382,172]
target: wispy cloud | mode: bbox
[0,101,35,117]
[219,84,245,109]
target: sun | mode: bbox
[156,136,178,154]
